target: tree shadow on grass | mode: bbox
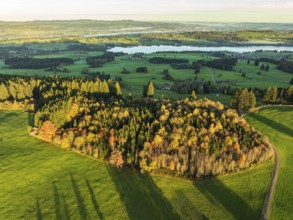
[52,181,71,220]
[0,111,19,123]
[62,194,71,220]
[52,181,63,220]
[249,113,293,137]
[27,110,35,127]
[85,178,104,220]
[195,178,259,220]
[36,198,43,220]
[172,189,208,220]
[106,166,179,220]
[70,174,87,220]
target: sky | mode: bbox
[0,0,292,22]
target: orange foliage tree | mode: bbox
[40,120,57,142]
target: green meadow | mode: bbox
[0,110,273,219]
[0,50,291,103]
[245,107,293,219]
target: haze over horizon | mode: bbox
[0,0,292,23]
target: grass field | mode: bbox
[245,107,293,219]
[0,110,273,219]
[0,49,292,99]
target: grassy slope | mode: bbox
[245,107,293,219]
[0,111,273,219]
[235,61,292,88]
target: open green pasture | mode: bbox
[0,50,291,100]
[0,110,273,219]
[245,107,293,219]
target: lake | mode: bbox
[108,45,293,54]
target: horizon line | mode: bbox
[0,19,292,24]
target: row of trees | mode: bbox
[149,57,189,64]
[230,86,293,112]
[277,60,293,74]
[0,75,122,104]
[4,57,73,69]
[141,31,246,42]
[86,52,115,67]
[150,57,237,72]
[205,58,238,71]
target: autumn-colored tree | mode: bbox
[39,120,57,142]
[109,149,124,168]
[60,135,71,149]
[144,81,155,98]
[0,83,9,101]
[74,136,85,150]
[8,83,17,100]
[114,81,122,97]
[0,74,273,179]
[190,90,197,100]
[101,81,110,94]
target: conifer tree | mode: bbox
[114,81,122,97]
[101,81,110,94]
[286,86,293,102]
[190,90,197,100]
[0,83,9,101]
[8,82,17,100]
[144,81,155,98]
[263,86,278,103]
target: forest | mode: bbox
[0,74,274,179]
[86,52,116,68]
[4,57,74,69]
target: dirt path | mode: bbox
[262,145,280,220]
[206,67,215,83]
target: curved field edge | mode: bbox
[0,110,273,220]
[245,106,293,220]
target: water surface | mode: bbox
[108,45,293,54]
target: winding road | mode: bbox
[261,145,279,220]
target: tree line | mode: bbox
[0,74,122,106]
[86,52,115,67]
[4,57,74,69]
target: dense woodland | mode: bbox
[277,60,293,74]
[205,58,238,71]
[4,58,74,69]
[141,32,246,43]
[150,57,237,72]
[141,31,293,44]
[0,74,275,179]
[86,52,115,68]
[149,57,189,64]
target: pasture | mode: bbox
[0,47,292,104]
[245,106,293,219]
[0,110,273,219]
[0,51,231,103]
